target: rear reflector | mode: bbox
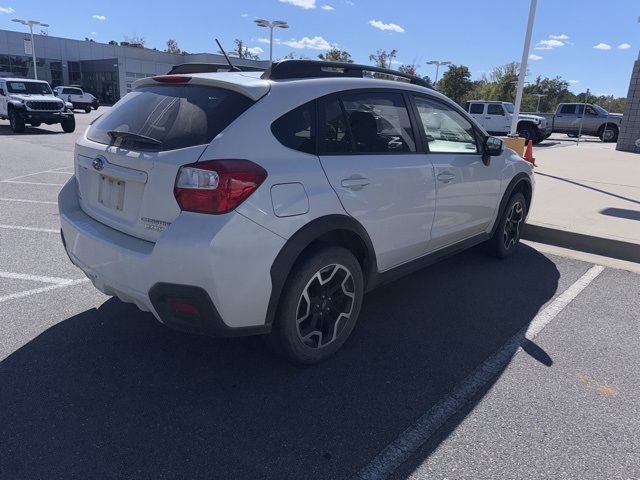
[152,75,192,83]
[168,301,200,315]
[174,160,267,214]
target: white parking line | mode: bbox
[1,180,65,186]
[0,271,74,284]
[0,224,58,234]
[353,264,605,480]
[0,278,89,304]
[0,166,73,182]
[0,197,57,205]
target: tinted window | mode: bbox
[487,104,504,115]
[560,104,576,114]
[504,103,515,113]
[319,98,352,154]
[413,96,479,153]
[469,103,484,114]
[340,92,416,153]
[64,87,83,95]
[271,101,317,154]
[87,85,254,151]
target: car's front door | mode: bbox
[317,91,436,272]
[554,104,578,133]
[484,103,509,134]
[411,94,502,251]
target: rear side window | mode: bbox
[87,84,254,151]
[469,103,484,114]
[271,101,317,154]
[560,104,576,114]
[341,92,416,153]
[487,104,504,115]
[319,98,352,154]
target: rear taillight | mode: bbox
[174,160,267,214]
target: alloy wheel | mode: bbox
[296,264,355,349]
[503,201,524,250]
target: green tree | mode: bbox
[369,49,397,69]
[165,39,181,54]
[437,64,472,105]
[318,48,353,63]
[398,64,418,76]
[232,39,260,60]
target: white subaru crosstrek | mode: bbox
[58,60,534,364]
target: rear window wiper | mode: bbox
[107,130,163,148]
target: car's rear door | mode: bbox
[317,90,436,272]
[411,94,501,251]
[554,104,578,132]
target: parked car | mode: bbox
[0,77,75,133]
[58,60,534,364]
[524,103,622,142]
[53,86,99,113]
[465,100,552,144]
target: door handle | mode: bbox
[485,117,492,119]
[341,176,370,191]
[437,172,456,183]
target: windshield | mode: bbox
[592,104,608,115]
[7,81,53,95]
[503,103,515,114]
[87,84,255,151]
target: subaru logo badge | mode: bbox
[92,157,105,171]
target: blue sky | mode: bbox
[1,0,638,96]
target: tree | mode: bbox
[397,64,418,77]
[123,35,145,47]
[283,52,310,60]
[165,39,181,54]
[369,49,397,69]
[108,40,118,45]
[230,39,260,60]
[318,48,353,63]
[437,64,472,105]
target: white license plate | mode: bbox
[98,175,125,211]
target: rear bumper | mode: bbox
[58,178,286,335]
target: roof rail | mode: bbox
[167,63,267,75]
[262,59,432,89]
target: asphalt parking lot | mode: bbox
[1,111,639,479]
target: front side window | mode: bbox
[87,84,254,151]
[340,92,416,153]
[469,103,484,114]
[413,96,479,154]
[487,104,504,115]
[6,81,52,95]
[271,101,317,154]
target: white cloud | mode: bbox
[568,79,579,85]
[247,46,264,56]
[282,36,332,50]
[390,60,402,65]
[369,20,405,33]
[529,54,543,61]
[549,34,569,40]
[257,37,273,44]
[345,0,354,4]
[92,14,107,20]
[617,43,631,50]
[91,31,97,36]
[593,42,612,50]
[0,6,15,13]
[534,39,564,50]
[240,13,249,17]
[321,4,334,10]
[279,0,316,9]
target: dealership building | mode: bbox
[0,28,268,104]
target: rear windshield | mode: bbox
[7,81,52,95]
[87,84,254,151]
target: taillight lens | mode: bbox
[174,160,267,214]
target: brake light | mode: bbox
[152,75,192,83]
[174,160,267,214]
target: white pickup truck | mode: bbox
[465,100,552,144]
[0,77,75,133]
[53,86,99,113]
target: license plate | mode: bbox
[98,175,125,211]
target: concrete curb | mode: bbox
[522,223,640,264]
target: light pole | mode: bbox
[509,0,537,136]
[426,60,451,85]
[533,93,547,112]
[12,18,49,80]
[254,19,289,63]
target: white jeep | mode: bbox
[0,78,75,133]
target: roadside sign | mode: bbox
[24,38,33,55]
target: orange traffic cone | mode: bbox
[523,140,535,166]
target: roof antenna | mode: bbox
[215,39,242,72]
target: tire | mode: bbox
[567,133,578,138]
[264,246,364,364]
[9,110,25,133]
[599,124,618,143]
[30,122,41,127]
[84,107,92,114]
[517,123,537,144]
[488,191,527,259]
[61,116,76,133]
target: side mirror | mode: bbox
[482,136,503,166]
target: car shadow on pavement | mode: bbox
[0,125,65,136]
[0,245,559,480]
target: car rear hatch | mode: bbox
[75,74,268,242]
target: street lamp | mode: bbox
[254,19,289,63]
[533,93,547,112]
[426,60,451,85]
[12,18,49,80]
